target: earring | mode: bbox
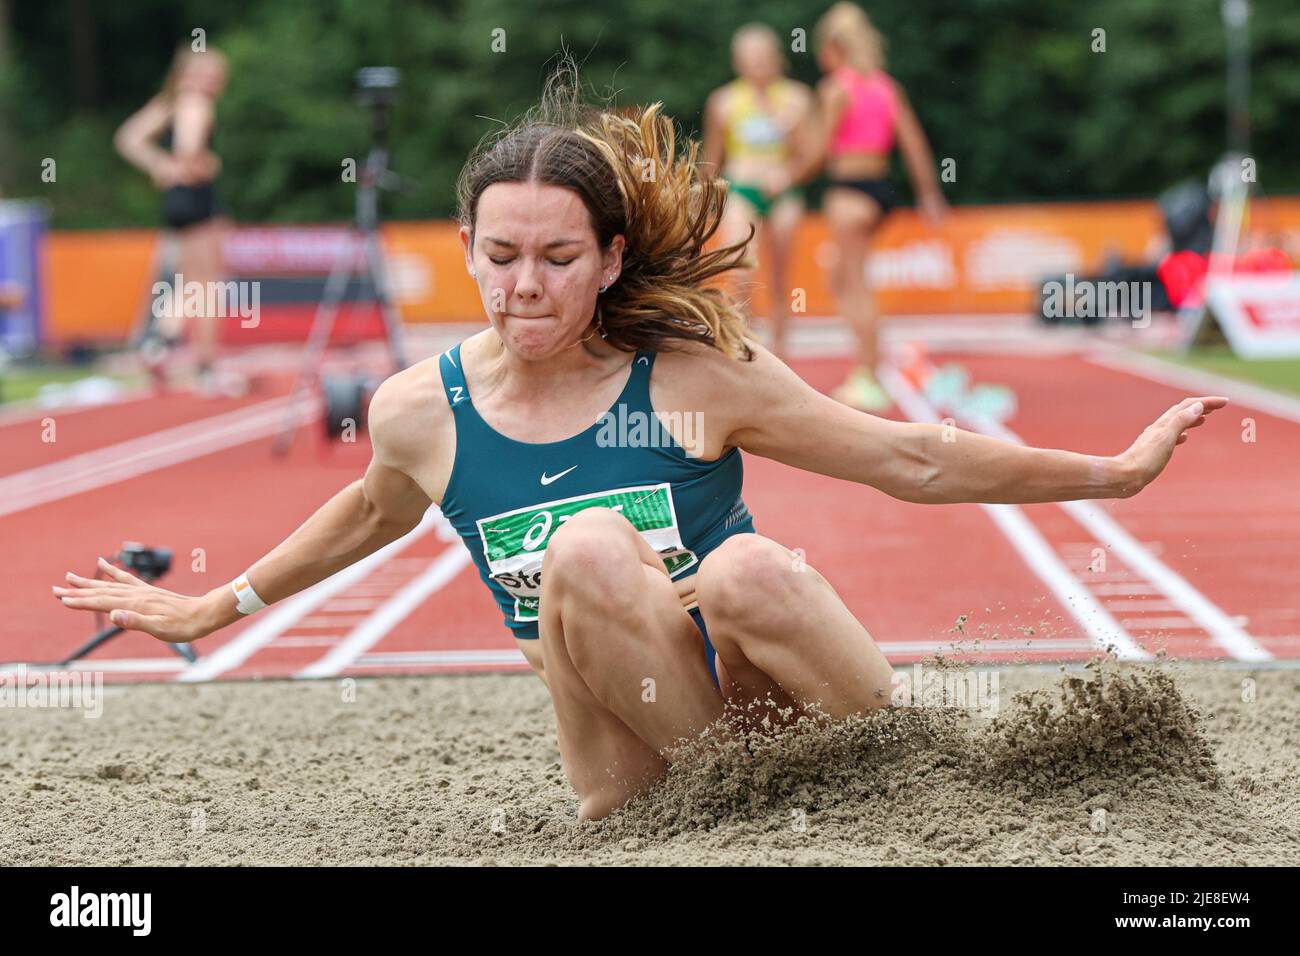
[470,268,477,279]
[578,313,607,344]
[599,274,615,293]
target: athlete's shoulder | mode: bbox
[651,336,787,399]
[367,348,455,468]
[816,73,850,105]
[780,77,815,102]
[651,337,813,446]
[706,83,738,118]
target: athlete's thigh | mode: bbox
[824,187,882,237]
[699,533,893,710]
[765,195,804,255]
[721,192,763,259]
[694,537,803,715]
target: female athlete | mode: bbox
[808,3,948,410]
[702,23,816,361]
[58,66,1226,822]
[115,44,229,394]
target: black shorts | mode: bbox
[829,177,897,216]
[163,183,220,231]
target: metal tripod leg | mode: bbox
[362,227,409,372]
[61,625,198,666]
[272,235,358,455]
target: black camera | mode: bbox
[117,542,172,582]
[355,67,400,107]
[354,66,400,147]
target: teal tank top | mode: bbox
[436,342,756,639]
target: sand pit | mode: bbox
[1,661,1296,865]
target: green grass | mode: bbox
[1147,345,1300,398]
[0,364,143,405]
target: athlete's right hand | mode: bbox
[53,557,216,644]
[761,167,794,198]
[149,152,219,189]
[920,190,948,227]
[149,156,184,189]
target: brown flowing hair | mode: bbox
[455,58,755,360]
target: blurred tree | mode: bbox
[0,0,11,194]
[2,0,1297,227]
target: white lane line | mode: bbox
[2,658,189,674]
[879,366,1151,661]
[177,508,445,682]
[319,599,386,612]
[0,395,318,518]
[3,396,294,490]
[294,616,373,629]
[360,654,1300,672]
[1102,600,1179,612]
[1090,582,1161,595]
[955,408,1272,662]
[345,638,1099,671]
[272,636,344,647]
[1118,617,1201,630]
[296,544,473,679]
[354,649,529,667]
[1086,345,1300,424]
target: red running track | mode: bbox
[2,348,1292,682]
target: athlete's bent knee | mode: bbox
[696,534,801,627]
[543,507,640,591]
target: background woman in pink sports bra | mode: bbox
[806,2,948,411]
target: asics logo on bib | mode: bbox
[477,483,698,622]
[539,466,577,485]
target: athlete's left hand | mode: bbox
[1115,395,1229,495]
[52,557,216,643]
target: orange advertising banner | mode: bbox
[42,197,1300,345]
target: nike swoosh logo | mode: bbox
[540,466,577,485]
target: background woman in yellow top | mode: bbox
[703,24,817,362]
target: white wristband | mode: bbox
[230,573,268,615]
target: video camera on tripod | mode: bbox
[272,66,410,454]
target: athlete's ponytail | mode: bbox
[455,57,754,360]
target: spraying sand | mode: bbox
[1,661,1295,865]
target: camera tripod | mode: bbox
[271,83,409,456]
[61,545,197,666]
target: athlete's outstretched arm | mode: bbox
[716,343,1227,505]
[52,376,433,643]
